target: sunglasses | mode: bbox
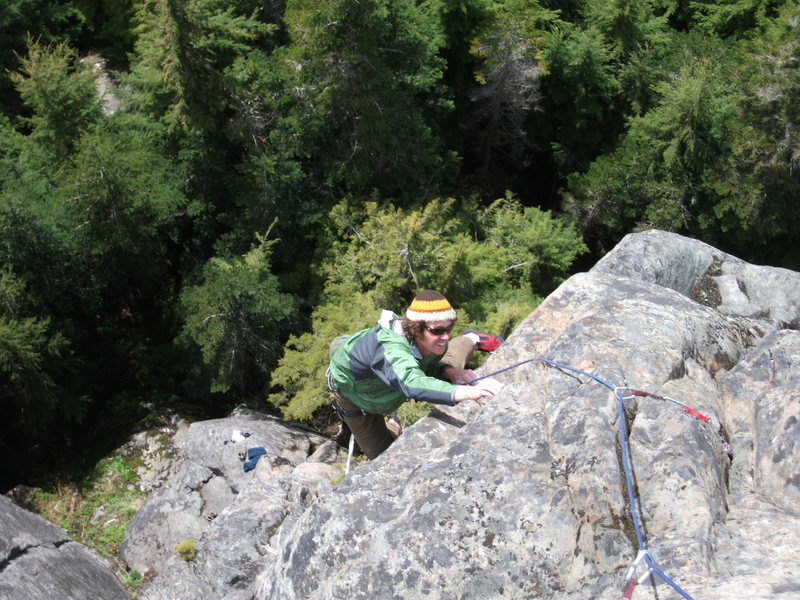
[425,324,454,336]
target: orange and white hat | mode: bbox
[405,290,457,322]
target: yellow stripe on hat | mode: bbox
[407,298,453,313]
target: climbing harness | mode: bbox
[468,358,724,600]
[333,401,367,419]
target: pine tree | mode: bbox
[10,38,102,160]
[180,233,296,394]
[125,0,270,134]
[270,0,457,201]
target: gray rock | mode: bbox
[121,406,324,578]
[0,495,129,600]
[254,230,800,600]
[718,329,800,510]
[120,460,217,577]
[116,230,800,600]
[115,416,189,493]
[124,407,345,600]
[594,229,800,325]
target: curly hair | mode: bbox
[400,318,456,341]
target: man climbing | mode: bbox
[327,290,504,459]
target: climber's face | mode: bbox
[415,320,453,357]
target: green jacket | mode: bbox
[328,323,457,414]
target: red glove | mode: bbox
[464,329,504,352]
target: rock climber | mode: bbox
[326,290,504,459]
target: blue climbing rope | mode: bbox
[468,358,700,600]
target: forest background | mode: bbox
[1,0,798,492]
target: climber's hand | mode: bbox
[454,377,504,403]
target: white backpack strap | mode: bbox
[377,309,404,334]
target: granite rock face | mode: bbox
[121,406,346,600]
[0,494,129,600]
[254,230,800,600]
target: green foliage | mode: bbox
[123,569,143,593]
[562,11,800,264]
[270,194,586,420]
[0,271,66,408]
[0,268,85,433]
[702,0,800,261]
[396,400,436,428]
[692,0,782,39]
[268,0,458,201]
[477,192,589,292]
[0,119,97,460]
[583,0,669,58]
[0,0,91,115]
[27,455,147,563]
[325,198,471,307]
[643,59,736,175]
[616,29,681,115]
[564,34,740,236]
[57,116,186,272]
[0,313,60,395]
[180,233,296,394]
[539,24,622,171]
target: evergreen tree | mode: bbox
[705,0,800,265]
[125,0,271,134]
[179,233,296,394]
[539,24,622,173]
[466,0,561,181]
[563,34,741,250]
[0,0,90,116]
[0,269,76,428]
[584,0,668,59]
[56,114,187,317]
[269,0,457,201]
[692,0,782,39]
[10,38,102,160]
[0,116,92,484]
[124,0,277,297]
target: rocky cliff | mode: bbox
[258,230,800,600]
[0,494,130,600]
[2,230,799,600]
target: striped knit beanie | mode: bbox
[405,290,457,322]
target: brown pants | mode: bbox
[336,335,475,459]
